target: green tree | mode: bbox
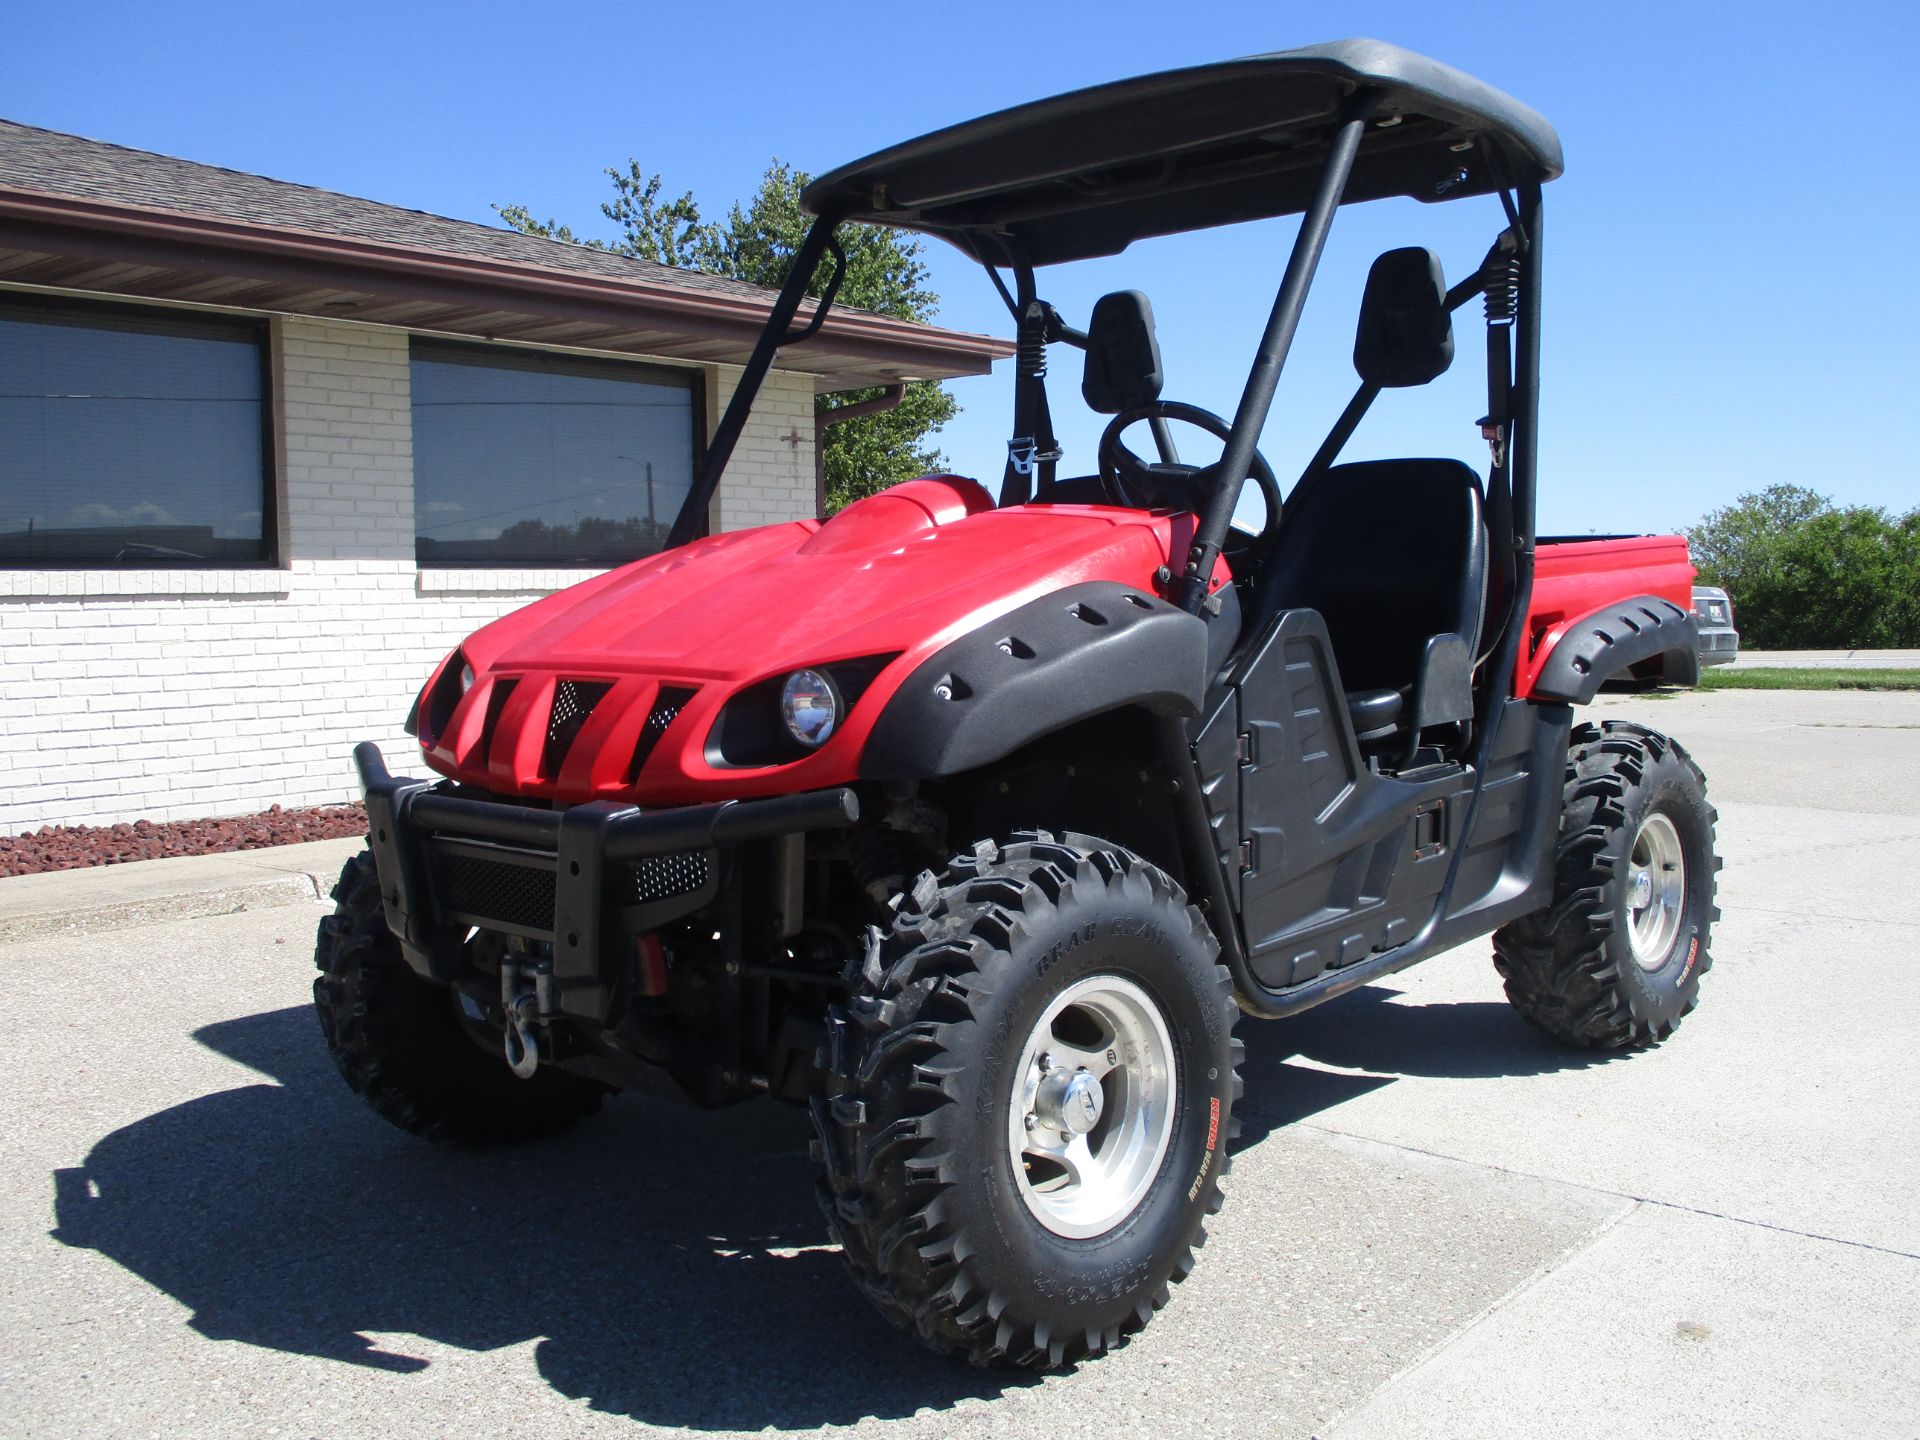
[1687,485,1920,648]
[499,161,958,511]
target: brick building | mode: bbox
[0,120,1006,830]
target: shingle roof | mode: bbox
[0,117,792,306]
[0,118,1010,386]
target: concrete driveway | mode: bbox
[1,690,1915,1438]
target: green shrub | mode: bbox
[1688,485,1920,648]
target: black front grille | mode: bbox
[473,676,521,760]
[544,680,612,780]
[627,685,698,784]
[427,843,709,930]
[430,849,556,932]
[627,850,710,904]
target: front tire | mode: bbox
[812,833,1241,1369]
[313,849,606,1143]
[1493,721,1720,1049]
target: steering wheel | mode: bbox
[1097,400,1284,573]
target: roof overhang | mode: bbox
[803,39,1562,267]
[0,187,1012,388]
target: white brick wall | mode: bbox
[0,315,820,831]
[707,366,818,533]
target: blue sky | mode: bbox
[5,1,1914,534]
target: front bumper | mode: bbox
[353,742,859,1023]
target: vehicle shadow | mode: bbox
[49,985,1596,1428]
[1231,983,1609,1146]
[50,1005,1025,1429]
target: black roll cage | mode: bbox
[671,40,1561,557]
[660,142,1544,1019]
[669,84,1547,646]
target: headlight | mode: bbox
[780,668,841,748]
[460,661,475,692]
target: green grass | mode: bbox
[1698,667,1920,692]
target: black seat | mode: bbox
[1081,290,1164,415]
[1344,684,1407,741]
[1251,458,1487,752]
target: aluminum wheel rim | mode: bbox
[1627,811,1687,970]
[1008,974,1177,1240]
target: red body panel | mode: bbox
[1518,535,1695,696]
[415,474,1692,804]
[418,477,1225,804]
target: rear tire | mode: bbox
[1493,721,1720,1049]
[313,849,606,1144]
[812,832,1241,1369]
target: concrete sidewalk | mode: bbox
[0,836,364,944]
[0,690,1915,1438]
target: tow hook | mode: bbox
[500,953,557,1080]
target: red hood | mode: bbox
[418,477,1212,803]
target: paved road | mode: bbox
[2,691,1916,1438]
[1732,648,1920,670]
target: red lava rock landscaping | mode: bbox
[2,803,368,878]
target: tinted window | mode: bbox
[0,300,270,566]
[410,342,697,567]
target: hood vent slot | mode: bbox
[543,680,612,780]
[478,677,520,757]
[627,685,697,785]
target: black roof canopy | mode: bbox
[801,40,1562,267]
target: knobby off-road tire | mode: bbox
[813,832,1242,1369]
[1494,721,1720,1049]
[313,849,605,1144]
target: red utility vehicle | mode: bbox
[318,40,1718,1369]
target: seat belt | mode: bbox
[1478,230,1522,657]
[1002,295,1061,505]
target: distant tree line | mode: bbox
[1687,484,1920,648]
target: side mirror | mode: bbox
[1081,290,1164,414]
[1353,247,1453,388]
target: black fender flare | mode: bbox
[860,581,1209,779]
[1531,595,1699,703]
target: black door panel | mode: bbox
[1223,609,1468,990]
